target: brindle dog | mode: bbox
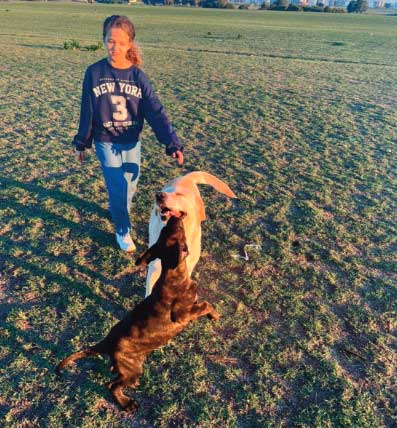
[56,214,219,413]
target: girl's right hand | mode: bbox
[75,149,85,163]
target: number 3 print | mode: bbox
[111,95,128,121]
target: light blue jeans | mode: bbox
[95,141,141,236]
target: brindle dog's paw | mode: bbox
[208,310,220,321]
[105,380,115,390]
[130,378,140,388]
[123,399,139,414]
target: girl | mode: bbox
[73,15,184,252]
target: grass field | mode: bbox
[1,2,397,427]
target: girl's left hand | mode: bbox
[172,150,184,166]
[75,149,85,163]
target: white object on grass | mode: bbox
[232,244,261,261]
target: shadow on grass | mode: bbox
[1,175,146,293]
[0,253,141,424]
[0,248,127,315]
[1,174,155,253]
[1,176,109,219]
[2,196,114,252]
[0,249,145,424]
[0,316,116,425]
[1,171,150,285]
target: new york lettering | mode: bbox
[93,82,142,99]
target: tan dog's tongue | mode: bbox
[169,210,182,218]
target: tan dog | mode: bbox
[146,171,236,296]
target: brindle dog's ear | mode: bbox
[179,211,187,220]
[179,243,189,263]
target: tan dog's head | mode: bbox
[155,185,204,223]
[154,171,236,225]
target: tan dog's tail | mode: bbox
[181,171,237,198]
[55,347,100,375]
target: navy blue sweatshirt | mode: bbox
[73,58,182,155]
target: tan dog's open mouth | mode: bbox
[156,192,183,221]
[159,206,183,221]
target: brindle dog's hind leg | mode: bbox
[106,355,144,413]
[106,377,139,413]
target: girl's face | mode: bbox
[104,27,132,67]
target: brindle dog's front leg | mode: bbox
[171,301,219,324]
[171,281,199,323]
[189,301,220,321]
[135,244,159,267]
[171,300,187,323]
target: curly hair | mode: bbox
[103,15,142,67]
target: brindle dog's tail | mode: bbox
[55,346,102,376]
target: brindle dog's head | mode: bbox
[136,213,189,270]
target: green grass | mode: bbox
[1,2,397,427]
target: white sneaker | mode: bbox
[116,232,136,253]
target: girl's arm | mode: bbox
[72,69,94,152]
[140,71,183,160]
